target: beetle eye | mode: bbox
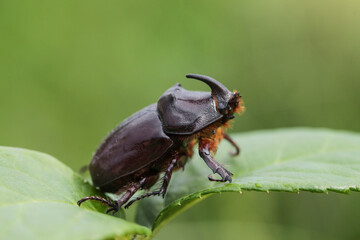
[219,108,227,115]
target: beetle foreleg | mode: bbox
[124,156,179,208]
[223,133,240,156]
[199,140,233,183]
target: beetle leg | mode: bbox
[124,191,160,209]
[159,157,178,197]
[124,157,178,209]
[108,178,146,214]
[199,140,233,183]
[77,178,146,215]
[223,133,240,156]
[77,196,116,209]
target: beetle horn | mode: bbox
[186,74,233,112]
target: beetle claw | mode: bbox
[208,173,232,183]
[106,206,119,215]
[225,168,233,176]
[225,175,232,183]
[208,165,233,183]
[208,174,223,182]
[229,150,238,157]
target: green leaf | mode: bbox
[0,147,151,240]
[135,128,360,234]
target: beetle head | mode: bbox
[186,74,243,119]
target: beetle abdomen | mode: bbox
[90,104,173,189]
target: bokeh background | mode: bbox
[1,0,360,239]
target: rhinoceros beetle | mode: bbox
[78,74,244,214]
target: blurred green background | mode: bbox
[1,0,359,239]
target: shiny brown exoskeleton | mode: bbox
[78,74,244,214]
